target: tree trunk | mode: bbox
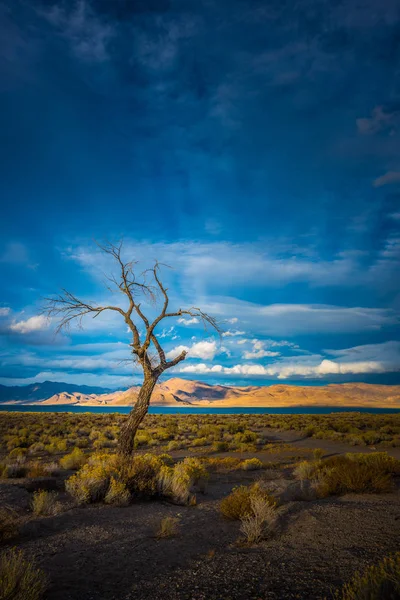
[118,373,158,456]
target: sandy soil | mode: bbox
[2,431,400,600]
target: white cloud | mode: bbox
[222,329,245,337]
[158,326,176,338]
[242,340,280,359]
[66,239,400,304]
[177,317,199,325]
[9,315,49,334]
[178,341,400,379]
[179,358,395,379]
[202,299,399,335]
[227,317,238,324]
[0,307,10,317]
[166,340,218,361]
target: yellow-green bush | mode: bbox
[104,477,130,506]
[338,552,400,599]
[59,447,86,470]
[158,457,209,505]
[240,458,263,471]
[294,452,400,497]
[66,452,118,504]
[32,490,59,516]
[0,548,47,600]
[220,482,277,520]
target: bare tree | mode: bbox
[44,242,220,456]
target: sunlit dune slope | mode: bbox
[41,377,400,407]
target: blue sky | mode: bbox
[0,0,399,389]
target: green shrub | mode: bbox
[0,548,47,600]
[338,552,400,599]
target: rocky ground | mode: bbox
[1,430,400,600]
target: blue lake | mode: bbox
[0,405,399,415]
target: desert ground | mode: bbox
[1,412,400,600]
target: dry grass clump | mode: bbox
[0,507,20,541]
[338,552,400,600]
[32,490,60,516]
[220,482,277,521]
[158,457,209,505]
[156,516,180,538]
[293,460,318,481]
[240,495,278,544]
[59,447,86,470]
[240,458,263,471]
[0,548,48,600]
[293,452,400,497]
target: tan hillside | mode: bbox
[40,378,400,407]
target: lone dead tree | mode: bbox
[45,242,220,456]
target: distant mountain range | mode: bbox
[0,381,111,404]
[1,378,400,407]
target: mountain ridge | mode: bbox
[1,378,400,407]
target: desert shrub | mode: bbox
[158,457,209,505]
[104,477,130,506]
[43,461,61,477]
[166,440,184,451]
[9,448,28,459]
[66,453,118,504]
[0,548,47,600]
[220,483,277,520]
[122,453,166,497]
[234,430,258,444]
[0,507,19,541]
[240,495,278,544]
[338,552,400,600]
[294,453,400,497]
[240,458,263,471]
[60,447,86,470]
[312,448,324,460]
[191,437,208,447]
[32,490,59,516]
[156,516,179,538]
[26,461,48,478]
[294,460,319,480]
[204,457,242,471]
[3,462,27,478]
[212,441,229,452]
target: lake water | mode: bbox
[0,405,399,415]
